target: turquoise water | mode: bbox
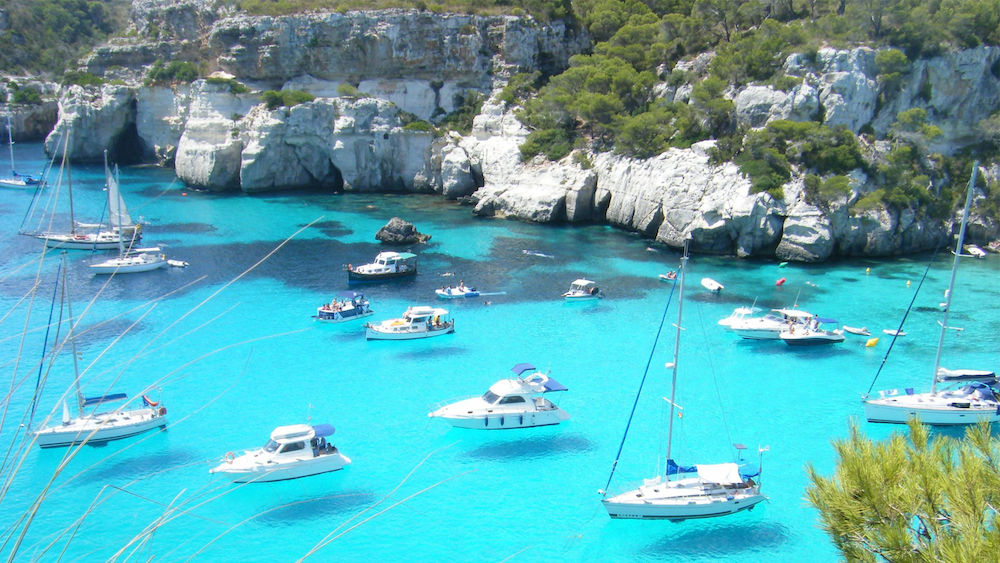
[1,143,998,562]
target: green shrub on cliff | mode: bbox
[62,71,104,88]
[10,87,43,105]
[260,90,317,110]
[145,60,200,86]
[205,76,251,94]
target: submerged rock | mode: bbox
[376,217,431,244]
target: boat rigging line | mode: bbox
[600,261,680,496]
[864,241,943,396]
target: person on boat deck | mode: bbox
[458,280,466,291]
[318,436,327,454]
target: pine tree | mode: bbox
[806,420,1000,562]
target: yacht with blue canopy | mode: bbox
[210,423,350,483]
[428,363,570,429]
[314,290,373,322]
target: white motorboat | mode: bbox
[863,163,1000,425]
[348,251,417,282]
[563,279,602,300]
[314,291,373,322]
[34,253,168,447]
[963,244,986,258]
[659,271,677,282]
[365,306,454,340]
[602,244,766,521]
[0,109,45,189]
[428,363,570,429]
[701,278,724,293]
[435,283,479,299]
[718,305,763,327]
[882,329,906,336]
[210,423,350,483]
[842,325,871,336]
[729,308,813,340]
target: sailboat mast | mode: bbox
[930,162,978,395]
[60,252,85,413]
[5,109,15,173]
[62,132,76,235]
[665,241,689,462]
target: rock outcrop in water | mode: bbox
[376,217,431,244]
[27,2,1000,260]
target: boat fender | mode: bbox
[500,415,505,426]
[159,406,167,416]
[519,415,523,425]
[865,337,879,348]
[225,452,235,464]
[590,287,598,295]
[775,277,786,286]
[484,417,489,427]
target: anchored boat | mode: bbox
[347,251,417,282]
[428,363,570,429]
[365,306,454,340]
[210,423,350,483]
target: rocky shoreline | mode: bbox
[4,3,999,261]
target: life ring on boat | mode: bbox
[225,451,235,464]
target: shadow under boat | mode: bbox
[641,521,790,560]
[462,432,595,462]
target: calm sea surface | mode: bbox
[1,143,998,562]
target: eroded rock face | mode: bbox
[375,217,430,244]
[45,85,136,162]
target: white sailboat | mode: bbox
[601,244,767,521]
[0,108,44,189]
[863,163,1000,425]
[90,153,166,274]
[35,140,134,250]
[33,253,168,448]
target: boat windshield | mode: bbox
[482,390,500,404]
[263,439,280,453]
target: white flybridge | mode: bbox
[601,243,767,521]
[864,163,1000,426]
[428,363,570,429]
[33,253,168,448]
[90,153,166,274]
[210,423,350,483]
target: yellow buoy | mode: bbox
[906,280,911,287]
[865,267,870,275]
[866,337,879,347]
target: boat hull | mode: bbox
[90,256,167,274]
[366,323,454,340]
[602,491,766,520]
[0,178,41,189]
[864,397,1000,425]
[214,453,351,483]
[35,409,167,448]
[314,309,374,323]
[433,409,570,430]
[780,333,844,346]
[731,327,784,340]
[41,235,121,250]
[435,289,479,299]
[348,269,416,283]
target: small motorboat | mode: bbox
[347,251,417,282]
[210,423,350,483]
[168,259,188,268]
[883,329,907,336]
[314,291,373,322]
[842,326,871,336]
[563,279,602,300]
[659,271,677,281]
[428,363,570,429]
[987,240,1000,253]
[964,244,987,258]
[435,283,479,299]
[701,278,724,293]
[365,306,454,340]
[718,306,762,327]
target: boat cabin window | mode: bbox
[264,439,280,453]
[499,395,526,404]
[482,391,500,404]
[279,441,306,454]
